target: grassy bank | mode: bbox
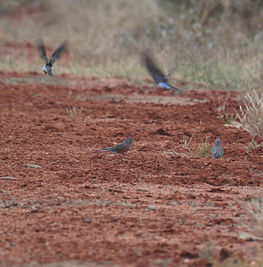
[0,0,263,90]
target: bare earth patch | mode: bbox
[0,72,263,266]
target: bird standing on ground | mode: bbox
[97,138,133,154]
[142,50,181,92]
[211,138,224,159]
[38,40,68,77]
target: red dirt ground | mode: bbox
[0,71,263,267]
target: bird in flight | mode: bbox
[142,50,181,92]
[38,40,68,77]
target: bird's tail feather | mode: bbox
[96,148,110,152]
[167,83,182,92]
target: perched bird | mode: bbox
[142,50,181,92]
[97,138,133,154]
[38,40,68,77]
[211,138,224,159]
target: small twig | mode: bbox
[0,176,17,180]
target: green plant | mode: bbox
[224,113,235,125]
[195,137,211,158]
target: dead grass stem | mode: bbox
[237,89,263,138]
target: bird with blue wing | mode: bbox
[142,50,181,92]
[38,39,68,77]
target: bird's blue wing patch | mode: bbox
[158,82,171,89]
[42,65,47,72]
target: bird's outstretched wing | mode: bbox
[142,51,167,83]
[37,39,48,64]
[49,40,68,65]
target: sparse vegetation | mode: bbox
[1,1,263,265]
[199,242,260,267]
[242,197,263,240]
[0,0,263,89]
[247,138,263,151]
[182,134,195,148]
[66,106,83,118]
[199,242,216,263]
[195,136,211,158]
[223,113,235,125]
[237,89,263,138]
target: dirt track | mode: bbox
[0,72,263,266]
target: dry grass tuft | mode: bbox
[241,196,263,240]
[195,137,211,158]
[66,106,83,118]
[237,89,263,138]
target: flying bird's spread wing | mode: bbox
[49,41,68,65]
[142,51,167,84]
[37,40,48,64]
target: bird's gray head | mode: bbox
[215,138,221,145]
[125,137,133,144]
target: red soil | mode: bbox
[0,72,262,266]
